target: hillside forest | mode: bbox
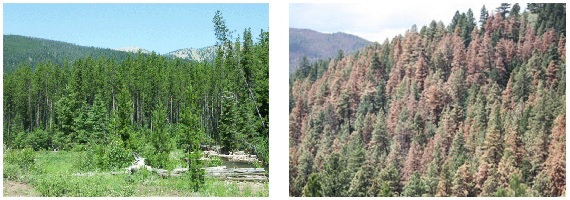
[290,3,565,197]
[4,10,269,173]
[3,35,136,73]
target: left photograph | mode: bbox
[3,3,269,197]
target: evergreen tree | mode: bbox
[480,167,499,196]
[368,110,389,166]
[449,129,468,172]
[479,5,489,32]
[402,172,424,196]
[321,153,350,196]
[504,173,529,197]
[496,3,511,17]
[347,132,366,176]
[378,182,395,197]
[451,163,474,197]
[302,173,323,197]
[524,81,550,176]
[481,102,503,165]
[149,101,170,168]
[543,114,566,196]
[435,164,452,197]
[532,171,550,196]
[286,4,565,196]
[115,85,133,148]
[87,94,108,144]
[373,153,403,196]
[348,163,373,197]
[421,160,440,196]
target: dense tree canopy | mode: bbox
[3,35,136,73]
[4,11,270,167]
[290,3,565,197]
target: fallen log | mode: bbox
[226,177,268,182]
[172,168,189,174]
[72,166,268,182]
[233,168,265,173]
[203,166,267,182]
[116,153,268,182]
[210,150,261,163]
[73,172,97,177]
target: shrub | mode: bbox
[206,156,224,167]
[13,131,28,149]
[252,136,269,164]
[34,173,70,196]
[12,129,51,150]
[52,131,71,150]
[252,161,264,169]
[123,173,136,184]
[126,129,147,153]
[73,142,130,171]
[35,171,136,197]
[99,140,130,170]
[132,168,154,182]
[3,162,24,181]
[4,148,36,171]
[29,129,51,150]
[71,144,88,152]
[165,150,186,169]
[147,151,170,170]
[74,146,97,171]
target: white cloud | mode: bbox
[290,1,530,43]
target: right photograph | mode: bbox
[289,3,566,197]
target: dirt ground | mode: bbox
[3,179,40,197]
[235,181,267,194]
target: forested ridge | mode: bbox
[3,35,136,73]
[290,3,565,197]
[289,28,370,74]
[3,10,269,170]
[3,35,219,74]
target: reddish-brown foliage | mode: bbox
[544,114,565,196]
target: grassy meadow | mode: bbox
[3,149,268,197]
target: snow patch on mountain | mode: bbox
[166,46,216,62]
[114,46,151,54]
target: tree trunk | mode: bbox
[28,83,32,131]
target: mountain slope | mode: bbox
[289,28,371,73]
[166,46,216,62]
[3,35,134,73]
[114,46,152,54]
[289,3,566,197]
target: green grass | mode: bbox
[3,150,268,197]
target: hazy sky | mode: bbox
[3,3,269,54]
[290,2,529,43]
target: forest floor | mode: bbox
[3,150,268,197]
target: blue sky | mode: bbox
[290,1,528,43]
[3,3,269,54]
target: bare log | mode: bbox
[226,177,268,182]
[115,154,269,182]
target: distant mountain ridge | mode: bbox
[3,35,134,73]
[289,28,371,74]
[166,46,216,62]
[3,35,217,73]
[114,46,152,54]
